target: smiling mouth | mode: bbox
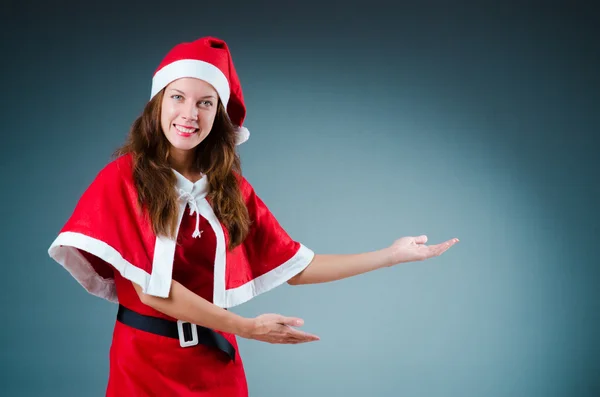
[174,124,199,135]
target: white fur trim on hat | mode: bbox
[151,59,230,106]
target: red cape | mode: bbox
[48,154,314,308]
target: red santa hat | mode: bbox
[150,37,249,145]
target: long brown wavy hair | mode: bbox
[114,89,250,250]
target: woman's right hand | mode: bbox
[240,313,320,344]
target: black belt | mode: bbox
[116,304,236,361]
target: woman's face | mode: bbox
[160,77,219,155]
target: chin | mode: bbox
[170,141,201,151]
[167,134,204,150]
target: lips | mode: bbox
[174,124,199,137]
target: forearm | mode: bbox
[134,280,252,336]
[289,248,393,285]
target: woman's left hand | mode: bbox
[387,235,459,265]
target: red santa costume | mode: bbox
[48,37,315,396]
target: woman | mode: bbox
[48,37,459,396]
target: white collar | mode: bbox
[171,168,209,199]
[171,169,210,239]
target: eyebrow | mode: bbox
[168,88,217,99]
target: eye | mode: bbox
[171,94,183,100]
[198,100,213,107]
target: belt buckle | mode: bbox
[177,320,199,347]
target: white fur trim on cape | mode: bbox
[48,232,152,303]
[214,244,315,308]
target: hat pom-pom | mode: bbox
[235,126,250,145]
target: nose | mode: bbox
[181,104,198,121]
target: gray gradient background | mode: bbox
[2,1,599,396]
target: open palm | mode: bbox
[389,235,459,265]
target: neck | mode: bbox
[168,148,199,179]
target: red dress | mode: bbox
[48,154,314,396]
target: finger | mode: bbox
[284,326,320,341]
[288,335,320,343]
[266,335,307,345]
[277,316,304,327]
[442,238,459,249]
[430,239,459,256]
[288,336,318,344]
[284,336,303,344]
[295,334,320,343]
[414,235,428,244]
